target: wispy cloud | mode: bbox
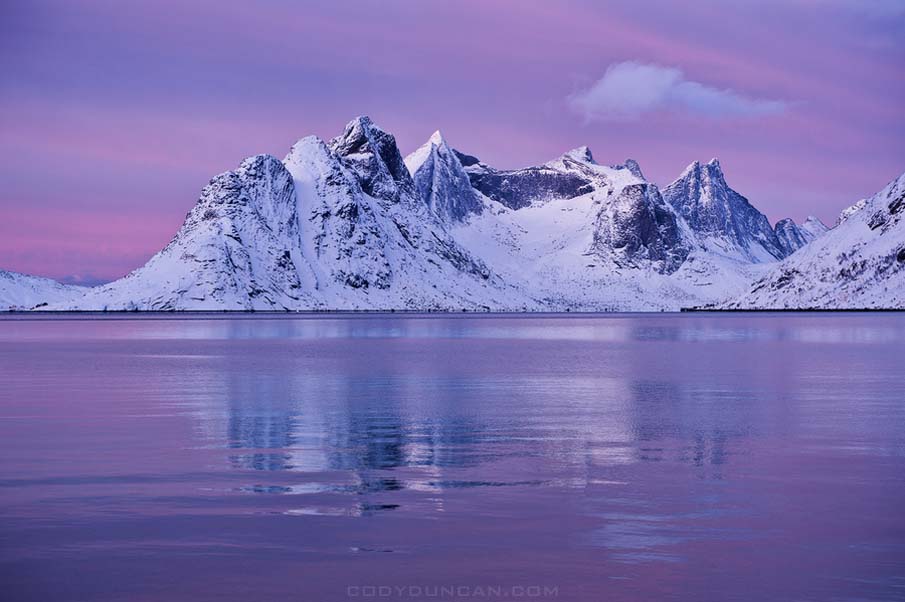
[569,61,788,121]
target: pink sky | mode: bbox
[1,0,903,283]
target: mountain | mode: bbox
[662,159,786,262]
[0,270,86,310]
[404,131,482,222]
[65,154,308,310]
[57,117,531,311]
[460,147,595,209]
[800,215,831,240]
[723,172,905,309]
[448,147,764,310]
[774,216,830,256]
[836,199,868,226]
[30,115,899,312]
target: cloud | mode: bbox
[569,61,788,121]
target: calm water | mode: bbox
[1,313,903,601]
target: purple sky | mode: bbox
[1,0,903,284]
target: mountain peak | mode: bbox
[563,146,595,163]
[704,158,726,181]
[349,114,376,130]
[679,160,702,178]
[803,215,827,229]
[801,215,830,238]
[664,158,784,261]
[623,158,644,179]
[330,116,414,203]
[405,130,483,222]
[678,158,726,186]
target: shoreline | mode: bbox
[1,307,902,321]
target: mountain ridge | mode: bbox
[3,116,900,311]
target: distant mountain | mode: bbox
[5,115,894,311]
[662,159,786,262]
[774,216,829,256]
[723,172,905,309]
[0,270,85,310]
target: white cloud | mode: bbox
[569,61,788,121]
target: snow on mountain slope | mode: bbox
[774,216,829,256]
[62,154,310,310]
[56,117,535,311]
[450,149,765,310]
[281,122,532,310]
[0,270,86,310]
[801,216,830,240]
[34,115,900,312]
[404,131,482,222]
[553,150,691,274]
[723,172,905,309]
[315,117,531,309]
[461,148,595,210]
[663,159,786,262]
[836,198,868,226]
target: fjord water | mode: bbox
[1,314,903,601]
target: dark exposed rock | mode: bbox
[452,150,481,167]
[329,116,417,204]
[407,132,483,222]
[663,158,786,261]
[465,166,593,209]
[620,159,645,180]
[591,183,690,274]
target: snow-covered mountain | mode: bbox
[404,130,482,223]
[0,270,85,310]
[19,115,899,311]
[56,117,531,311]
[65,154,309,310]
[774,216,829,256]
[723,172,905,309]
[662,159,786,262]
[448,145,768,310]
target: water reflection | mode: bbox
[2,313,905,600]
[179,316,797,520]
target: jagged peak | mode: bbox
[329,115,413,202]
[802,215,830,236]
[773,216,827,234]
[349,114,377,133]
[677,160,702,180]
[331,115,384,154]
[775,217,795,228]
[622,158,644,180]
[405,131,454,176]
[563,146,595,163]
[674,158,726,186]
[238,153,284,173]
